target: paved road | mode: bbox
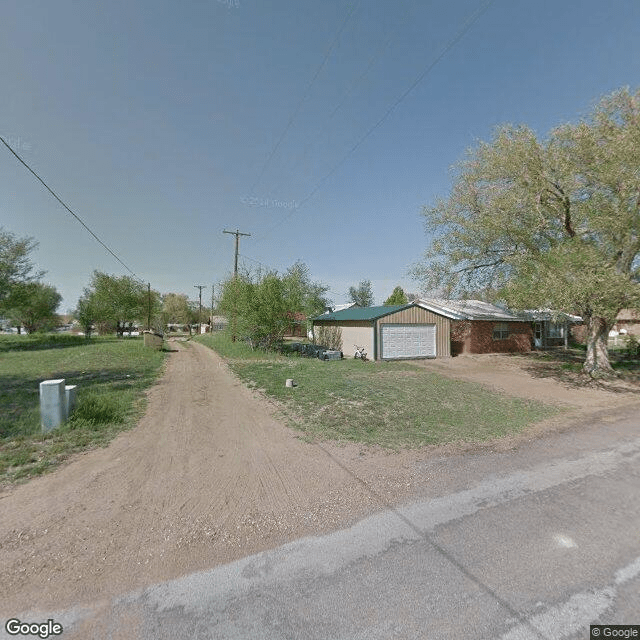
[3,406,639,640]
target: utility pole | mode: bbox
[223,229,250,342]
[223,229,251,277]
[194,285,206,335]
[211,284,216,333]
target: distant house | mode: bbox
[316,302,359,316]
[54,314,77,333]
[284,311,307,338]
[209,316,229,332]
[612,309,640,336]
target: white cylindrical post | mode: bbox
[40,379,66,432]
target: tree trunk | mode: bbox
[582,316,615,377]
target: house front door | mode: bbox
[534,322,543,348]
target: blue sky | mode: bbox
[1,0,639,312]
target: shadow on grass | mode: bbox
[507,348,640,394]
[0,334,122,352]
[0,368,148,440]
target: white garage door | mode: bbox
[381,324,436,359]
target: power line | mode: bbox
[254,0,495,242]
[0,135,143,282]
[247,0,361,196]
[291,0,414,184]
[268,0,414,200]
[327,2,413,122]
[238,252,273,271]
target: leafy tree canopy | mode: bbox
[78,271,161,336]
[384,286,408,306]
[413,87,640,376]
[5,282,61,333]
[282,261,331,318]
[219,262,330,349]
[348,280,374,307]
[0,228,44,308]
[162,293,193,326]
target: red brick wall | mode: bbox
[571,324,587,344]
[451,320,532,355]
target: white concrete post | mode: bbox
[65,385,77,420]
[40,379,66,433]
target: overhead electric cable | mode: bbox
[0,136,143,281]
[270,0,413,198]
[254,0,495,242]
[328,1,413,122]
[248,0,361,196]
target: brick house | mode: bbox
[312,299,534,360]
[416,299,533,356]
[284,311,307,338]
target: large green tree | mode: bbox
[219,262,330,348]
[80,271,160,336]
[282,261,331,318]
[414,87,640,377]
[384,286,408,306]
[0,228,44,309]
[75,290,97,338]
[219,272,289,348]
[161,293,194,329]
[5,282,61,333]
[347,280,374,307]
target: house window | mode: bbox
[548,322,563,339]
[492,322,509,340]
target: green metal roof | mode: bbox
[313,305,408,322]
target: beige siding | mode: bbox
[313,321,374,358]
[377,307,451,358]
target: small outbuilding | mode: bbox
[313,303,451,360]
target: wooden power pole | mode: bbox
[194,285,205,335]
[223,229,251,277]
[223,229,250,341]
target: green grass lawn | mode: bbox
[0,333,166,485]
[195,332,560,449]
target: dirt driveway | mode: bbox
[411,351,640,410]
[1,343,638,616]
[0,342,428,614]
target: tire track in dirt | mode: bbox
[0,340,418,615]
[6,343,629,617]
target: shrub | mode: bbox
[625,334,640,358]
[314,325,343,351]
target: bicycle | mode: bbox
[353,345,367,361]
